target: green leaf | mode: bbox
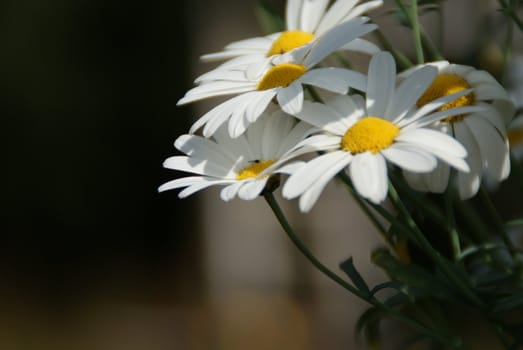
[370,281,403,296]
[340,257,371,296]
[372,248,455,301]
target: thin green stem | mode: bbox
[445,188,462,261]
[264,192,461,347]
[387,184,486,308]
[264,192,368,299]
[337,173,389,243]
[499,0,523,32]
[409,0,424,64]
[420,26,444,61]
[395,0,424,64]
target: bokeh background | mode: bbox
[1,0,521,349]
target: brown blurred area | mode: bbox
[1,0,521,349]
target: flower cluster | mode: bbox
[160,0,515,213]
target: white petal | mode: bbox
[304,18,376,67]
[464,115,510,181]
[228,95,256,138]
[300,0,329,33]
[177,81,255,105]
[163,155,234,178]
[178,179,235,198]
[349,152,388,204]
[474,81,511,102]
[339,38,381,55]
[315,0,359,35]
[387,65,437,123]
[301,67,367,93]
[245,90,275,123]
[454,122,482,199]
[327,94,366,120]
[298,152,354,212]
[277,120,316,157]
[175,134,237,164]
[213,127,255,160]
[382,144,437,172]
[396,128,467,158]
[220,182,244,201]
[276,161,306,175]
[277,82,304,114]
[404,104,483,130]
[397,128,469,172]
[475,103,507,138]
[286,0,303,30]
[261,112,295,159]
[366,51,396,118]
[224,36,275,51]
[401,88,476,127]
[158,176,231,196]
[283,150,351,199]
[296,100,347,134]
[238,179,268,200]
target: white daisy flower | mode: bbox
[282,52,480,212]
[178,18,376,138]
[400,61,516,199]
[158,110,316,201]
[199,0,383,68]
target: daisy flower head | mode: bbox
[199,0,384,68]
[282,52,480,212]
[178,18,377,139]
[400,61,516,199]
[158,110,316,202]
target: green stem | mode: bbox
[499,0,523,32]
[264,192,461,347]
[337,174,390,243]
[387,183,485,308]
[445,188,462,261]
[395,0,424,64]
[264,192,368,299]
[409,0,424,64]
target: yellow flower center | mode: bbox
[236,160,275,180]
[257,63,306,90]
[341,117,400,154]
[416,73,475,123]
[267,30,316,57]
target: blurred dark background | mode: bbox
[1,0,202,342]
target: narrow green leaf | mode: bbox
[340,257,371,296]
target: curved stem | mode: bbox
[263,192,461,347]
[387,183,486,308]
[263,192,368,299]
